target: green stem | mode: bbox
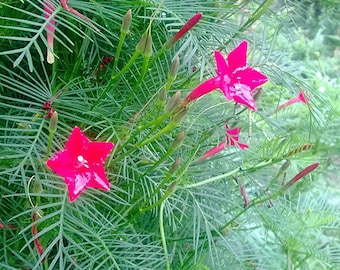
[183,159,275,189]
[140,187,173,213]
[149,45,167,68]
[183,167,241,189]
[219,188,283,233]
[137,122,176,148]
[45,131,54,160]
[112,31,127,75]
[116,56,150,118]
[159,202,171,270]
[113,122,176,163]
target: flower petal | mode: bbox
[85,141,114,165]
[183,77,219,103]
[64,126,90,157]
[227,40,248,71]
[233,67,268,90]
[230,84,257,110]
[214,50,228,76]
[199,141,226,160]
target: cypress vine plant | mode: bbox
[0,0,339,269]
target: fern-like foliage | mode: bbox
[1,0,339,269]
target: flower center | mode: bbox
[77,155,89,168]
[223,74,231,84]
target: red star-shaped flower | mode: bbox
[199,125,248,160]
[183,40,268,110]
[46,126,114,202]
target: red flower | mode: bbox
[275,90,310,112]
[199,125,248,160]
[183,41,268,110]
[46,126,114,202]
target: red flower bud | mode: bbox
[165,13,202,49]
[283,162,320,191]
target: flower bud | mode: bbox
[166,181,177,194]
[168,57,180,81]
[164,13,202,49]
[121,9,132,34]
[48,111,58,133]
[282,162,319,192]
[165,91,181,113]
[158,87,166,103]
[33,177,43,194]
[136,33,148,54]
[172,131,186,149]
[136,33,153,57]
[168,158,181,175]
[173,107,187,125]
[144,33,153,58]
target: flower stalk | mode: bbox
[32,210,46,263]
[43,0,56,64]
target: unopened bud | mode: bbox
[168,158,181,175]
[144,33,153,58]
[166,181,177,194]
[136,33,148,54]
[168,57,180,80]
[121,9,132,34]
[49,111,58,133]
[173,107,187,125]
[282,162,320,192]
[33,177,43,194]
[165,91,181,113]
[164,13,202,49]
[172,131,186,149]
[159,87,166,103]
[136,33,153,57]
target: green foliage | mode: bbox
[0,0,339,269]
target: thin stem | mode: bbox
[183,167,241,189]
[117,56,151,118]
[114,122,176,163]
[45,131,54,160]
[140,187,172,213]
[159,202,171,270]
[112,31,127,75]
[137,122,176,148]
[220,188,283,232]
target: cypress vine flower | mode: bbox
[199,125,248,160]
[43,0,56,64]
[183,41,268,110]
[46,126,114,202]
[275,90,310,112]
